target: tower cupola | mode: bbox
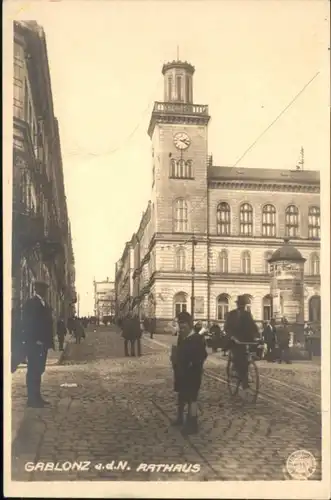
[162,60,195,104]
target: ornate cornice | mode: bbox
[209,180,319,193]
[162,60,195,75]
[208,236,320,248]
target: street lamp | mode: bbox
[191,234,198,322]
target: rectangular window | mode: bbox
[168,76,172,101]
[185,75,190,102]
[177,76,182,101]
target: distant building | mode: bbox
[94,278,115,323]
[12,21,76,324]
[115,58,320,332]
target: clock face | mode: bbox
[173,132,191,150]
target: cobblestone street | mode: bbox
[11,326,322,482]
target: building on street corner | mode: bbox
[94,278,116,324]
[114,58,320,333]
[12,21,76,333]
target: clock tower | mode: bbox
[148,59,211,234]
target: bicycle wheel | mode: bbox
[244,360,259,404]
[226,357,240,397]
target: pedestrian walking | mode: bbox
[122,313,136,356]
[209,322,221,352]
[21,280,54,408]
[276,317,291,364]
[263,318,277,362]
[131,314,142,356]
[170,311,208,435]
[73,318,85,344]
[57,317,67,351]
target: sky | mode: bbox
[7,0,330,316]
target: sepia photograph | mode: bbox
[3,0,330,498]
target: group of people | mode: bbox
[11,279,86,408]
[170,294,260,435]
[169,294,303,435]
[262,317,292,364]
[117,314,157,357]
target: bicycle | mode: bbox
[226,337,260,404]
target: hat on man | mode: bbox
[177,311,193,324]
[236,295,250,306]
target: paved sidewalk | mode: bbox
[11,327,321,482]
[11,334,75,442]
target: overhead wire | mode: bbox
[61,75,163,161]
[178,71,320,247]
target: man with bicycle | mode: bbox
[224,295,259,390]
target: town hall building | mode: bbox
[115,59,320,333]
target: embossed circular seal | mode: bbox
[286,450,317,480]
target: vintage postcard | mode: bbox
[3,0,330,498]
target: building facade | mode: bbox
[94,278,116,323]
[115,59,320,332]
[12,21,76,330]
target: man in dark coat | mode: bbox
[57,317,67,351]
[122,313,136,356]
[133,314,142,357]
[224,295,259,389]
[276,317,291,364]
[170,311,208,435]
[21,280,54,408]
[210,322,221,352]
[263,318,277,362]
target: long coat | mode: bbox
[172,331,208,401]
[224,309,259,343]
[22,296,54,348]
[122,317,136,341]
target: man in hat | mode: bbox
[263,318,277,362]
[275,317,291,364]
[224,295,259,389]
[21,280,55,407]
[170,311,208,435]
[122,312,136,357]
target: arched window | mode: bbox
[217,250,228,273]
[174,198,188,232]
[264,251,273,274]
[217,294,229,320]
[310,253,320,276]
[262,204,276,237]
[175,247,186,271]
[285,205,299,238]
[174,292,187,317]
[262,294,273,321]
[309,295,321,323]
[241,251,251,274]
[217,202,231,235]
[240,203,253,236]
[308,206,320,239]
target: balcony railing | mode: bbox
[152,101,209,116]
